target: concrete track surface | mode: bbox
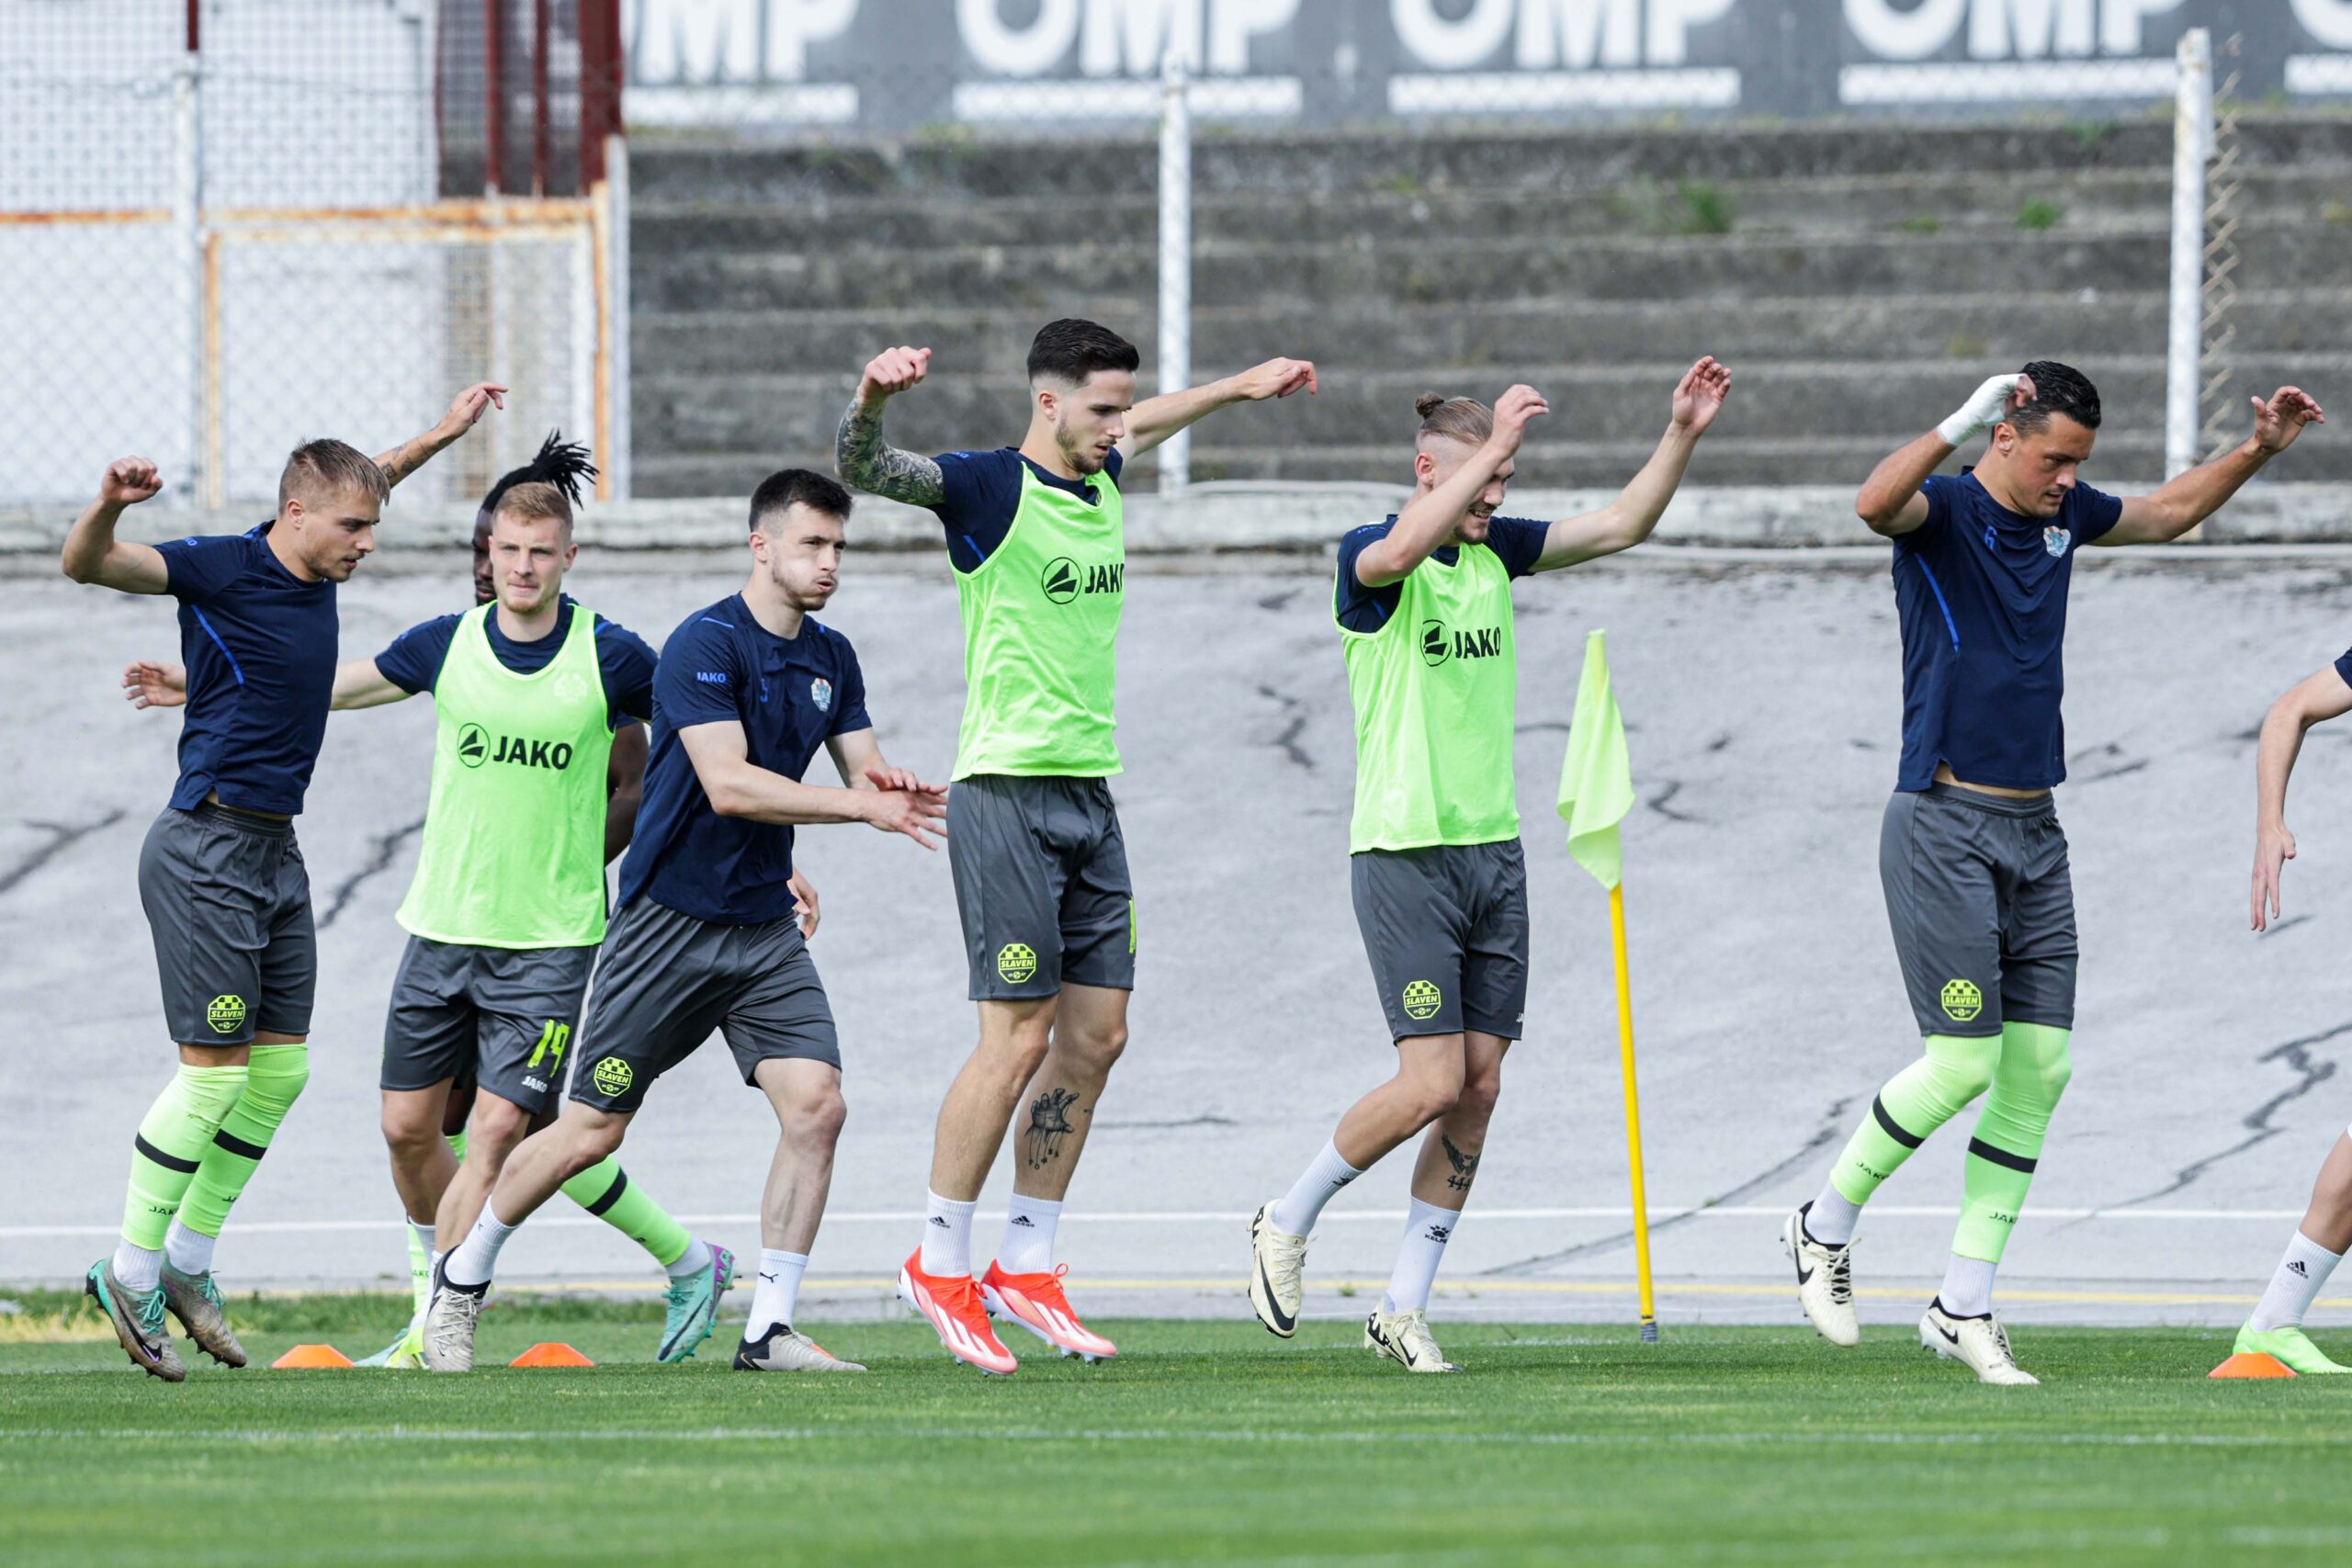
[10,541,2352,1329]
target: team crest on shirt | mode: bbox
[2043,525,2072,558]
[810,677,832,713]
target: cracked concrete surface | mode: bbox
[12,546,2352,1325]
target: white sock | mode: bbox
[164,1219,216,1276]
[443,1204,517,1290]
[997,1194,1061,1276]
[663,1236,713,1280]
[1272,1140,1363,1236]
[112,1239,164,1292]
[1383,1197,1461,1315]
[2250,1230,2345,1332]
[1939,1254,1997,1317]
[748,1249,808,1337]
[1805,1186,1863,1247]
[921,1191,979,1278]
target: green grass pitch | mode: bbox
[5,1292,2351,1565]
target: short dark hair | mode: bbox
[278,439,390,511]
[1026,318,1139,386]
[2008,360,2102,434]
[750,468,852,534]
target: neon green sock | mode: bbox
[561,1157,691,1269]
[1954,1022,2072,1262]
[446,1130,469,1163]
[177,1044,310,1239]
[404,1219,433,1315]
[122,1065,252,1249]
[1828,1032,2001,1204]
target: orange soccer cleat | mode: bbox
[898,1250,1018,1375]
[981,1260,1118,1363]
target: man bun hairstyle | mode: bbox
[1414,392,1494,447]
[1027,317,1140,386]
[750,468,854,535]
[278,438,391,511]
[2008,360,2102,434]
[492,479,572,531]
[479,429,597,524]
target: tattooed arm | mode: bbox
[835,345,946,506]
[373,382,504,491]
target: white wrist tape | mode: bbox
[1937,373,2026,446]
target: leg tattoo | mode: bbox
[1442,1134,1481,1193]
[1022,1088,1082,1170]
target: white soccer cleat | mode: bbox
[419,1269,487,1373]
[732,1325,866,1372]
[1363,1305,1459,1372]
[1249,1201,1309,1338]
[1920,1300,2039,1385]
[1783,1204,1860,1348]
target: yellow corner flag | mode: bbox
[1557,629,1659,1342]
[1557,630,1635,889]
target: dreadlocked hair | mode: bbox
[481,430,598,516]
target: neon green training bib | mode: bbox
[952,458,1125,780]
[1340,538,1521,852]
[395,603,616,947]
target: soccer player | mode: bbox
[836,318,1316,1373]
[420,468,944,1374]
[2232,655,2352,1372]
[63,384,503,1380]
[1783,365,2326,1384]
[123,435,718,1366]
[1247,362,1732,1372]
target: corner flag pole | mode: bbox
[1557,629,1659,1343]
[1608,882,1659,1342]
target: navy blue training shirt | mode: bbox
[373,597,657,728]
[932,446,1125,572]
[1334,515,1548,633]
[1891,469,2124,792]
[618,594,873,926]
[158,524,339,816]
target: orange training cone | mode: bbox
[2210,1351,2297,1379]
[271,1343,355,1369]
[509,1342,594,1368]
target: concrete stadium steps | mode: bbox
[637,291,2349,380]
[632,165,2352,255]
[627,114,2352,497]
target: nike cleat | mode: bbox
[1248,1201,1309,1338]
[85,1260,186,1382]
[898,1250,1017,1375]
[1364,1305,1459,1372]
[658,1242,736,1364]
[419,1263,487,1373]
[2233,1321,2352,1374]
[1783,1204,1860,1348]
[733,1325,866,1372]
[355,1317,426,1370]
[981,1261,1117,1362]
[160,1265,247,1367]
[1920,1299,2038,1385]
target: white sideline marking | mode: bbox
[0,1205,2307,1240]
[0,1426,2344,1450]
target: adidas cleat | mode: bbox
[2233,1321,2352,1375]
[85,1260,185,1382]
[898,1250,1017,1375]
[981,1261,1117,1362]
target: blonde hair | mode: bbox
[277,439,390,511]
[492,479,574,535]
[1414,392,1493,448]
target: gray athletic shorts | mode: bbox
[1882,784,2078,1038]
[1351,840,1530,1042]
[948,774,1136,1000]
[379,936,595,1115]
[569,897,839,1114]
[138,804,316,1045]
